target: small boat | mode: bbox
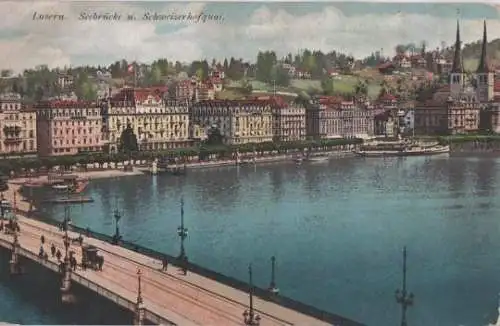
[294,157,304,163]
[307,156,330,163]
[52,184,69,190]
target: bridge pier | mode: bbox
[9,233,22,275]
[60,231,75,304]
[134,301,145,325]
[60,260,75,303]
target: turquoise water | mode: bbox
[5,155,500,325]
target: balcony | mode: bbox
[3,126,22,143]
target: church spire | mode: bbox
[477,20,489,73]
[451,20,463,73]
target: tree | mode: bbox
[1,69,12,78]
[272,66,290,87]
[174,61,183,73]
[118,123,138,154]
[241,79,253,96]
[355,81,368,96]
[204,126,224,146]
[321,77,334,95]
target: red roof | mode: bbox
[377,62,394,69]
[112,87,168,104]
[433,85,450,94]
[35,100,99,109]
[378,93,397,101]
[195,98,286,108]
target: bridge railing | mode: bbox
[0,234,174,325]
[27,211,363,326]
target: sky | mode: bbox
[2,1,500,73]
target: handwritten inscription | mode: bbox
[32,12,65,21]
[31,11,224,23]
[79,12,122,21]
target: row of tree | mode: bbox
[0,138,362,175]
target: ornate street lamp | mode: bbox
[112,209,122,245]
[0,193,8,219]
[63,223,70,264]
[177,197,188,261]
[243,263,261,325]
[268,256,279,295]
[136,268,143,305]
[395,246,414,326]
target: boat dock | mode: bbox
[42,196,94,204]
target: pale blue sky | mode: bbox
[0,1,498,72]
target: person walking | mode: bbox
[50,243,56,257]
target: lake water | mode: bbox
[3,154,500,326]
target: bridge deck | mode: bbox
[0,214,334,326]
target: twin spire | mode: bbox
[451,19,489,74]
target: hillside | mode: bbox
[461,38,500,70]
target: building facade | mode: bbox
[415,20,495,135]
[306,97,374,139]
[0,93,37,157]
[272,99,306,142]
[35,100,104,156]
[106,88,191,152]
[414,100,448,135]
[191,100,273,145]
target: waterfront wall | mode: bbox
[449,141,500,153]
[0,246,137,325]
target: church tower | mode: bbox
[450,20,465,98]
[475,20,494,102]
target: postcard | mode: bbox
[0,1,499,326]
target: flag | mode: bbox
[127,64,134,73]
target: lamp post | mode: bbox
[0,193,10,220]
[243,264,261,325]
[134,268,145,325]
[113,209,122,245]
[268,256,279,295]
[136,268,143,305]
[177,197,188,261]
[395,246,414,326]
[63,224,70,263]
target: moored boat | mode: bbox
[354,143,450,157]
[52,184,69,190]
[307,156,330,163]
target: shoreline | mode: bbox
[9,150,355,184]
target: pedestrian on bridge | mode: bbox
[50,243,56,257]
[38,245,44,258]
[70,255,77,271]
[162,257,168,271]
[0,220,3,232]
[56,249,62,261]
[182,256,188,275]
[40,235,45,245]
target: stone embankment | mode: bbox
[449,141,500,153]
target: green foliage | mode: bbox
[75,72,97,101]
[437,135,500,145]
[256,51,278,83]
[0,138,364,175]
[118,123,138,154]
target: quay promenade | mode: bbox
[0,185,363,326]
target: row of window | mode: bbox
[51,120,101,127]
[53,137,101,146]
[0,140,35,152]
